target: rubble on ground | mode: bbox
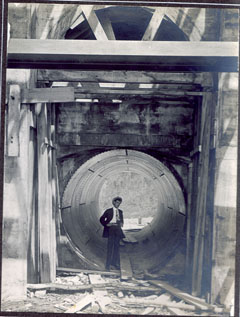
[1,269,229,316]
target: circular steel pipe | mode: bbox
[61,149,186,272]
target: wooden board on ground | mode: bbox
[166,306,191,315]
[122,295,196,311]
[149,280,223,313]
[57,266,120,276]
[120,249,133,280]
[93,290,111,313]
[89,274,106,284]
[65,294,94,313]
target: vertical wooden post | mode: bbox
[36,102,57,283]
[185,162,193,290]
[192,92,213,296]
[37,103,51,283]
[188,96,202,293]
[27,106,39,283]
[7,85,21,156]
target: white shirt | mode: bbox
[109,207,119,224]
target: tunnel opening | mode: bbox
[61,149,186,273]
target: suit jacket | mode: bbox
[100,208,125,238]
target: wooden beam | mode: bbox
[7,85,20,156]
[149,281,223,313]
[52,82,202,91]
[37,70,210,85]
[142,8,166,40]
[57,267,120,276]
[74,86,202,94]
[22,87,75,103]
[21,86,199,104]
[81,5,108,40]
[74,89,202,99]
[99,10,116,40]
[8,39,238,72]
[69,10,85,30]
[37,103,52,283]
[58,132,182,148]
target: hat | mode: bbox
[112,196,122,204]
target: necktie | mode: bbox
[116,209,120,222]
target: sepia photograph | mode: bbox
[0,1,239,316]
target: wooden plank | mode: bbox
[120,249,133,280]
[27,282,160,293]
[166,307,191,315]
[93,290,111,313]
[37,70,210,85]
[149,280,223,313]
[81,5,108,40]
[99,11,116,40]
[57,266,120,276]
[65,294,94,313]
[89,274,106,284]
[22,87,74,103]
[7,85,20,156]
[142,8,166,40]
[74,88,202,96]
[8,39,238,72]
[51,82,201,92]
[122,296,196,310]
[37,103,52,283]
[75,94,194,103]
[69,9,85,29]
[27,283,93,291]
[57,132,182,148]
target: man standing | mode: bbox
[100,196,125,271]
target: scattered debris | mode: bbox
[93,290,111,313]
[88,274,106,284]
[117,291,124,298]
[142,306,155,315]
[2,268,228,315]
[34,290,46,298]
[65,294,94,313]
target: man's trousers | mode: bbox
[106,225,121,268]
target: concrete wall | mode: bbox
[211,72,238,307]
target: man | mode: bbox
[100,196,125,271]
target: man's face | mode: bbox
[113,200,121,208]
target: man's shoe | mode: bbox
[105,265,110,271]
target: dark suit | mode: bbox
[100,208,125,269]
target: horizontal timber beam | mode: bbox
[73,88,203,96]
[8,39,238,72]
[19,87,197,104]
[53,83,203,91]
[22,87,75,103]
[75,95,195,104]
[37,70,211,85]
[58,132,183,148]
